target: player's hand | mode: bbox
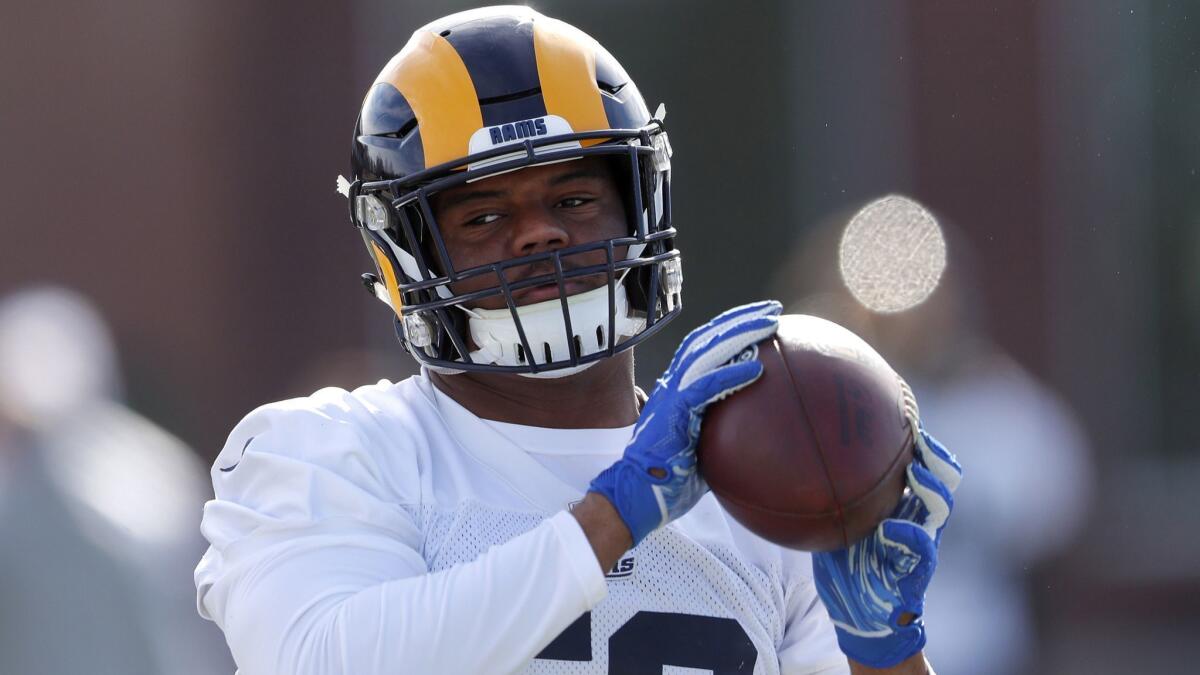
[811,428,963,669]
[589,300,782,545]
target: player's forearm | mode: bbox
[571,491,633,572]
[219,513,607,675]
[848,653,934,675]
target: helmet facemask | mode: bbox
[351,122,680,377]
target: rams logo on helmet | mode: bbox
[488,117,549,145]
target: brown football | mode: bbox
[699,314,917,551]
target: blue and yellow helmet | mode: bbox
[348,5,680,376]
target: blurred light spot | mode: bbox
[839,195,947,313]
[0,287,119,425]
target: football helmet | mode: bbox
[345,5,680,377]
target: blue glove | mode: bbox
[589,300,782,545]
[812,428,963,669]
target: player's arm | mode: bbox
[571,491,634,572]
[196,400,609,675]
[812,429,962,673]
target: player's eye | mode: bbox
[557,196,594,209]
[464,213,502,226]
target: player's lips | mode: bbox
[513,279,591,304]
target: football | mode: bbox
[698,314,918,552]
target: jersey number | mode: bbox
[535,610,757,673]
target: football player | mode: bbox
[195,6,962,674]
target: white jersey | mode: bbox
[195,372,848,675]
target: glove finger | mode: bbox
[677,305,779,367]
[671,301,781,371]
[681,358,764,410]
[890,488,924,523]
[677,316,777,389]
[703,299,783,327]
[673,301,778,361]
[906,461,954,542]
[879,519,937,616]
[915,429,962,494]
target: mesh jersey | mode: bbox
[195,372,848,675]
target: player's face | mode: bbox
[431,157,627,310]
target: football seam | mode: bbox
[714,437,910,519]
[845,435,911,513]
[777,336,850,548]
[712,490,845,520]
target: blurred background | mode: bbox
[1,0,1196,673]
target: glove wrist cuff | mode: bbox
[834,624,927,670]
[588,463,657,545]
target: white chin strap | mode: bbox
[461,281,646,379]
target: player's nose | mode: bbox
[510,206,568,256]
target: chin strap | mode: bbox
[461,281,645,379]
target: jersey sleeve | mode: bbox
[777,552,851,675]
[194,391,608,675]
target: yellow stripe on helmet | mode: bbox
[371,242,405,318]
[533,19,610,145]
[376,31,483,169]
